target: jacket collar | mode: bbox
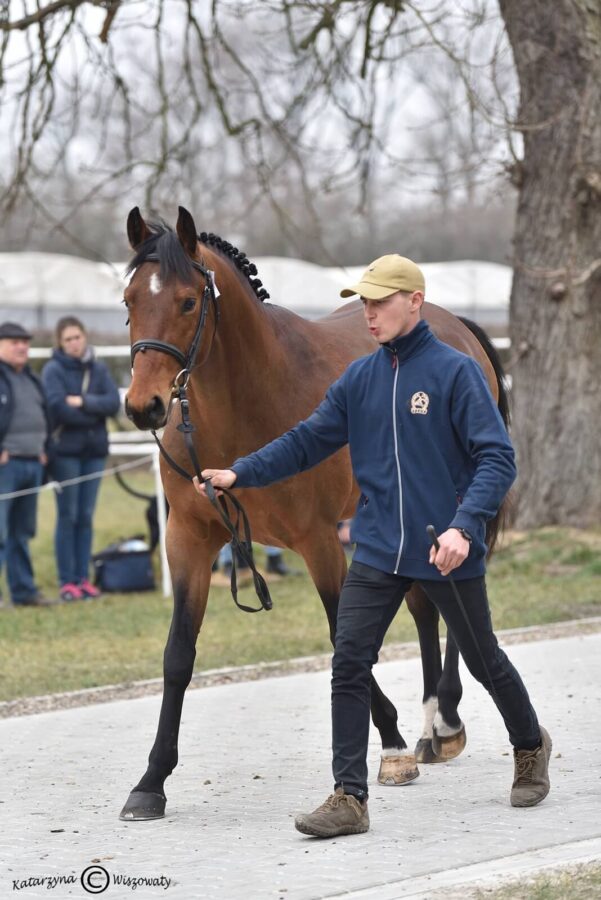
[52,348,93,369]
[382,319,433,364]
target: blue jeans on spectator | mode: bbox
[0,457,43,604]
[51,456,105,586]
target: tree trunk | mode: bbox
[499,0,601,527]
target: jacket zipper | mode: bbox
[391,356,404,572]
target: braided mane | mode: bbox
[126,220,270,301]
[198,231,270,301]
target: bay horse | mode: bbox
[120,206,509,820]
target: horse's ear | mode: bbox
[176,206,198,257]
[127,207,152,251]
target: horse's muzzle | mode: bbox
[125,394,167,431]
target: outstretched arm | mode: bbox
[194,373,350,499]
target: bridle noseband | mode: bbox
[129,252,272,614]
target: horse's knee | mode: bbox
[163,644,195,688]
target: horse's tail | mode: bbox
[458,316,512,555]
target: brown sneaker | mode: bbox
[294,788,369,837]
[511,725,552,807]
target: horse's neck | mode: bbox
[190,269,287,451]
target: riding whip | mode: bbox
[427,525,502,710]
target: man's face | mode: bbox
[362,290,423,343]
[0,338,31,369]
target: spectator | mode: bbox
[42,316,120,601]
[0,322,53,607]
[212,542,291,587]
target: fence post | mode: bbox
[152,447,172,598]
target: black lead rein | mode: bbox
[130,252,272,614]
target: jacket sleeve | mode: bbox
[81,364,121,417]
[231,374,349,488]
[41,363,99,427]
[448,357,516,538]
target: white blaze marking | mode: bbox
[149,273,162,295]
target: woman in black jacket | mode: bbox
[42,317,120,600]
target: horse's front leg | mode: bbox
[405,585,466,764]
[119,522,221,821]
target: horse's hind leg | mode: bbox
[119,521,220,820]
[406,584,465,763]
[298,529,416,785]
[432,632,466,760]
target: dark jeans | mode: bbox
[332,560,541,799]
[0,458,43,603]
[51,456,105,586]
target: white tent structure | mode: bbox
[0,252,511,334]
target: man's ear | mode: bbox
[411,291,425,311]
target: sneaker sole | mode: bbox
[294,818,369,837]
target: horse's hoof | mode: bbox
[432,723,467,760]
[415,738,442,764]
[378,752,420,786]
[119,790,166,821]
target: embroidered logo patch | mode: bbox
[410,391,429,415]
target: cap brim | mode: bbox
[340,282,397,300]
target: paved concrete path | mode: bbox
[1,633,600,900]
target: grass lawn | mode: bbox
[474,863,601,899]
[0,465,599,701]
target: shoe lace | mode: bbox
[318,793,343,811]
[515,751,536,782]
[318,792,362,813]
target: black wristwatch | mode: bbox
[452,527,472,544]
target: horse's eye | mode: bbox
[182,297,196,313]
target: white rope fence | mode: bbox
[0,446,172,598]
[0,454,154,501]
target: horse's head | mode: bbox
[124,206,215,431]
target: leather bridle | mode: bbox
[129,252,272,613]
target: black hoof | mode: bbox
[119,790,166,821]
[432,723,467,760]
[414,738,444,764]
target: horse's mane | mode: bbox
[199,231,270,301]
[126,220,270,302]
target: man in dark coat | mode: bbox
[0,322,53,606]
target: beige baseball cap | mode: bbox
[340,254,425,300]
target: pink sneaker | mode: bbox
[79,579,102,599]
[60,583,84,601]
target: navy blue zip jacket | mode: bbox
[42,349,121,459]
[232,320,516,581]
[0,361,49,451]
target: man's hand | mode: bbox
[429,528,470,576]
[39,452,48,466]
[0,449,9,465]
[193,469,237,498]
[66,395,83,408]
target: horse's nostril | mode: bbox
[146,395,166,425]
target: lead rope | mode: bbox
[151,407,272,614]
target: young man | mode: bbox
[194,255,551,838]
[0,321,53,607]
